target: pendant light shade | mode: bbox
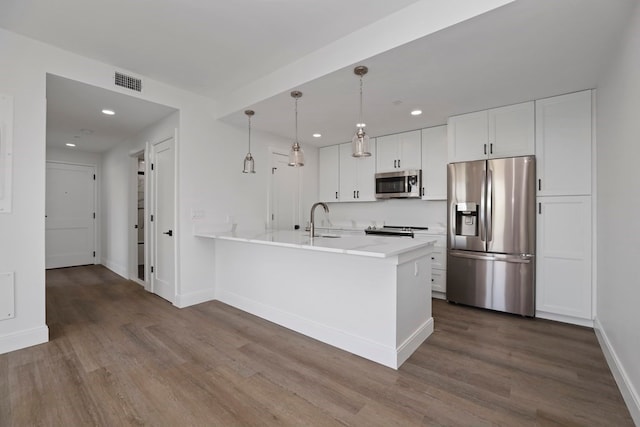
[242,110,256,173]
[288,91,305,167]
[352,66,371,157]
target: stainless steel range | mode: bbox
[364,225,431,238]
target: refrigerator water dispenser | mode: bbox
[456,202,478,237]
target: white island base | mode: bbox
[206,232,435,369]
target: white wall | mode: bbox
[46,147,101,166]
[100,111,178,279]
[0,27,319,353]
[595,1,640,423]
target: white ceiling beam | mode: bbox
[213,0,514,119]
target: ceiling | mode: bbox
[2,0,637,151]
[46,75,177,152]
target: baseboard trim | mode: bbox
[536,310,594,328]
[101,258,127,279]
[217,289,429,369]
[0,325,49,355]
[594,317,640,426]
[397,318,433,367]
[174,289,215,308]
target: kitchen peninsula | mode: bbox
[196,230,435,369]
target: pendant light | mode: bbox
[242,110,256,173]
[288,90,305,167]
[352,65,371,157]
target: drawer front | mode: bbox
[430,248,446,269]
[431,269,446,293]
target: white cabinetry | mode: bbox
[339,141,376,202]
[536,196,592,324]
[376,130,421,172]
[424,234,447,298]
[535,90,593,326]
[421,125,447,200]
[318,145,340,202]
[447,101,534,163]
[536,90,592,196]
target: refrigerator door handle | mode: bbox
[486,168,493,242]
[449,250,533,264]
[449,250,496,261]
[479,166,487,242]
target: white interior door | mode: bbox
[270,152,300,230]
[45,162,96,269]
[151,137,175,303]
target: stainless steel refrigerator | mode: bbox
[446,155,536,316]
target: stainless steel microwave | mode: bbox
[375,170,422,199]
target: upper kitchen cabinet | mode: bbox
[376,130,421,173]
[421,125,447,200]
[339,141,376,202]
[318,145,340,202]
[535,90,592,196]
[447,101,534,163]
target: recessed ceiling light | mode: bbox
[356,123,366,128]
[102,109,115,115]
[411,109,423,116]
[65,143,76,147]
[312,133,322,138]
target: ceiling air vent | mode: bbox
[114,72,142,92]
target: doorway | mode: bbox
[45,162,96,269]
[269,150,301,230]
[136,154,146,281]
[149,136,176,303]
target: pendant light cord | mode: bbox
[247,114,251,153]
[359,75,364,127]
[295,97,299,144]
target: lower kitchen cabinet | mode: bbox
[536,195,592,326]
[425,234,447,298]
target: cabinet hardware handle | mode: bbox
[422,187,425,197]
[353,190,356,199]
[538,179,542,191]
[335,191,338,199]
[394,160,397,168]
[490,143,493,154]
[357,190,360,198]
[538,202,541,214]
[484,144,487,155]
[398,159,401,168]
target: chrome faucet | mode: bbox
[310,202,329,238]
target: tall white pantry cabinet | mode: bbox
[535,90,593,326]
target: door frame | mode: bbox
[45,160,99,268]
[148,131,179,303]
[128,148,149,287]
[267,147,303,231]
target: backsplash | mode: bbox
[315,199,447,230]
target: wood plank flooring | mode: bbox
[0,265,633,426]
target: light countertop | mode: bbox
[195,229,435,258]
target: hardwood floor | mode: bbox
[0,265,633,426]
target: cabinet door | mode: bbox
[489,101,534,158]
[355,139,377,201]
[376,134,399,173]
[536,90,592,196]
[447,110,488,163]
[398,130,421,170]
[318,145,340,202]
[339,143,357,201]
[421,125,447,200]
[536,196,592,321]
